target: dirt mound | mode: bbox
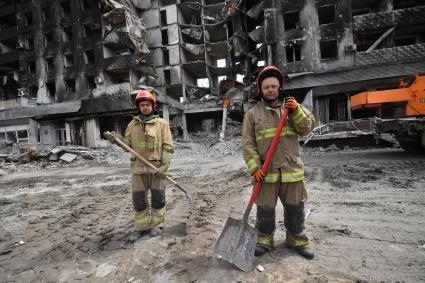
[207,138,242,158]
[173,142,207,158]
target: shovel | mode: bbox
[103,131,192,206]
[213,108,289,272]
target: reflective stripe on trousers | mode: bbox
[263,169,305,183]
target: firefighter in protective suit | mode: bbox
[242,66,316,259]
[123,90,174,243]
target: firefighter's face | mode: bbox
[138,100,153,115]
[261,77,280,102]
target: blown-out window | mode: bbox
[286,44,301,62]
[0,126,29,143]
[318,5,335,25]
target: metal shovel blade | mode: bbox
[213,217,257,272]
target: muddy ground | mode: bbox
[0,142,424,283]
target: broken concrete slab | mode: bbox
[49,153,59,161]
[0,154,10,161]
[248,27,263,42]
[59,153,77,163]
[181,43,204,55]
[181,26,203,40]
[50,148,63,155]
[247,2,263,19]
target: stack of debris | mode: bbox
[1,146,91,164]
[208,137,242,158]
[0,144,130,174]
[173,142,207,158]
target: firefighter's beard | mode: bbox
[262,92,279,104]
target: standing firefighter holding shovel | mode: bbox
[243,66,316,259]
[214,66,316,272]
[107,90,174,243]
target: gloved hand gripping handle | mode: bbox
[104,131,192,206]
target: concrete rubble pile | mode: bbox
[0,144,130,174]
[172,142,207,158]
[208,137,242,158]
[172,137,242,159]
[174,120,243,158]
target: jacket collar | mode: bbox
[260,99,282,109]
[133,115,159,124]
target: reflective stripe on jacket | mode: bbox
[124,116,174,174]
[242,101,315,183]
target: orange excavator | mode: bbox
[351,74,425,152]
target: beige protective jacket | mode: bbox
[242,101,315,183]
[124,116,174,174]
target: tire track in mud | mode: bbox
[0,177,134,280]
[0,164,253,282]
[306,159,425,191]
[168,170,252,248]
[110,170,256,283]
[1,150,425,282]
[304,157,425,283]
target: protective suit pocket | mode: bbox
[290,156,304,166]
[145,127,158,149]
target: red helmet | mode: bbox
[135,90,157,111]
[256,65,285,96]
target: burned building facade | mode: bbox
[0,0,158,147]
[0,0,231,147]
[142,0,235,139]
[231,0,425,124]
[1,0,425,147]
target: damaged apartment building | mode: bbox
[0,0,232,147]
[230,0,425,125]
[1,0,425,147]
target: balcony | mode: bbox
[103,53,153,71]
[19,73,36,82]
[353,6,425,32]
[0,97,28,110]
[355,43,425,66]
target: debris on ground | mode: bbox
[0,144,130,174]
[208,138,242,158]
[0,141,424,282]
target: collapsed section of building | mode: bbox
[1,0,425,147]
[0,0,233,147]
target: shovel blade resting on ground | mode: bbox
[213,217,257,272]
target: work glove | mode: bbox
[252,168,265,183]
[156,166,168,179]
[284,97,298,113]
[105,131,118,143]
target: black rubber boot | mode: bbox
[294,245,314,259]
[150,227,162,237]
[254,245,269,257]
[129,230,143,243]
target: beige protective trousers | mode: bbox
[255,177,309,249]
[132,173,165,231]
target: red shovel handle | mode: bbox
[246,108,289,210]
